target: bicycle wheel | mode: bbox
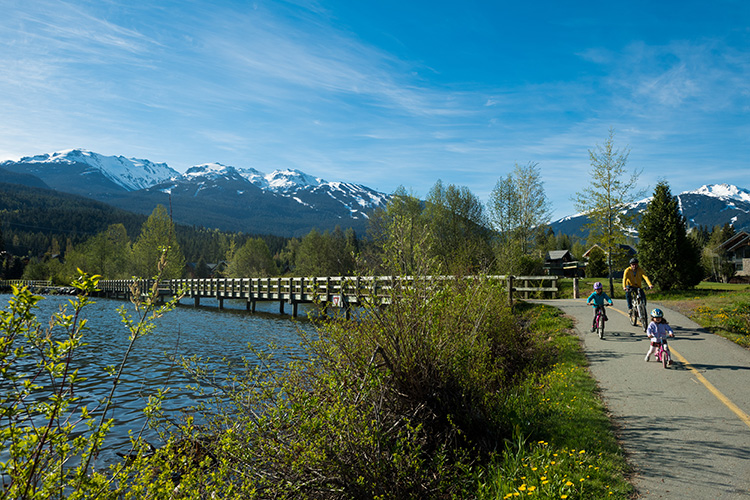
[662,347,669,368]
[629,307,637,326]
[638,303,648,332]
[597,313,604,339]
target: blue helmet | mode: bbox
[651,308,663,318]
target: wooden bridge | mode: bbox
[90,275,559,318]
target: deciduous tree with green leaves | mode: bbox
[131,205,186,279]
[225,237,278,277]
[637,181,703,290]
[488,162,552,274]
[425,181,493,273]
[574,129,643,296]
[367,186,435,275]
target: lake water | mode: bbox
[1,293,317,465]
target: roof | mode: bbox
[545,250,574,261]
[721,231,750,252]
[582,244,636,259]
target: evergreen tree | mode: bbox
[132,205,186,279]
[586,246,608,278]
[637,181,702,290]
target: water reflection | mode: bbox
[1,293,316,465]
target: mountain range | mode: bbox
[0,149,389,237]
[549,184,750,238]
[2,148,749,238]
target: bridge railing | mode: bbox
[94,275,558,304]
[0,279,53,289]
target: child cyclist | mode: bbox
[586,282,613,332]
[645,308,674,365]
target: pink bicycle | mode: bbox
[652,338,671,369]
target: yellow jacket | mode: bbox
[622,266,652,289]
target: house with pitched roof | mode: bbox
[544,250,585,277]
[720,231,750,276]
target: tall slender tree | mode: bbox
[487,162,551,274]
[637,181,702,289]
[574,129,643,296]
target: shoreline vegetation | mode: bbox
[1,274,636,499]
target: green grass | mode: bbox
[652,287,750,349]
[478,303,634,499]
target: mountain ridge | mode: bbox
[549,183,750,238]
[1,149,389,237]
[3,149,748,237]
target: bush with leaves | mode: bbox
[0,255,183,499]
[172,275,558,499]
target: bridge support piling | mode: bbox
[194,297,200,307]
[218,297,224,310]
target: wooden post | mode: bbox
[507,275,514,306]
[573,277,579,299]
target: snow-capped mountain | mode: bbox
[550,183,750,238]
[2,149,180,194]
[0,150,389,236]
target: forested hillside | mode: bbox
[0,182,287,266]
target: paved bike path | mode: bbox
[533,299,750,499]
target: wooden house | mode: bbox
[543,250,585,277]
[720,231,750,277]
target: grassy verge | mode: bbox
[478,303,634,499]
[651,285,750,349]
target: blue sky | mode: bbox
[1,0,749,220]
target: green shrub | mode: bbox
[174,276,558,499]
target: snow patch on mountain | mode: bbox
[688,184,750,204]
[11,148,179,190]
[266,169,323,192]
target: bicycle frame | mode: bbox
[594,305,608,339]
[653,338,670,368]
[628,286,648,332]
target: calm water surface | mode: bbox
[1,293,317,465]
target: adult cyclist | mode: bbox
[622,257,653,312]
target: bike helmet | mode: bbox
[593,281,603,290]
[651,308,663,318]
[630,258,639,265]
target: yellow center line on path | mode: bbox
[668,347,750,430]
[605,305,750,430]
